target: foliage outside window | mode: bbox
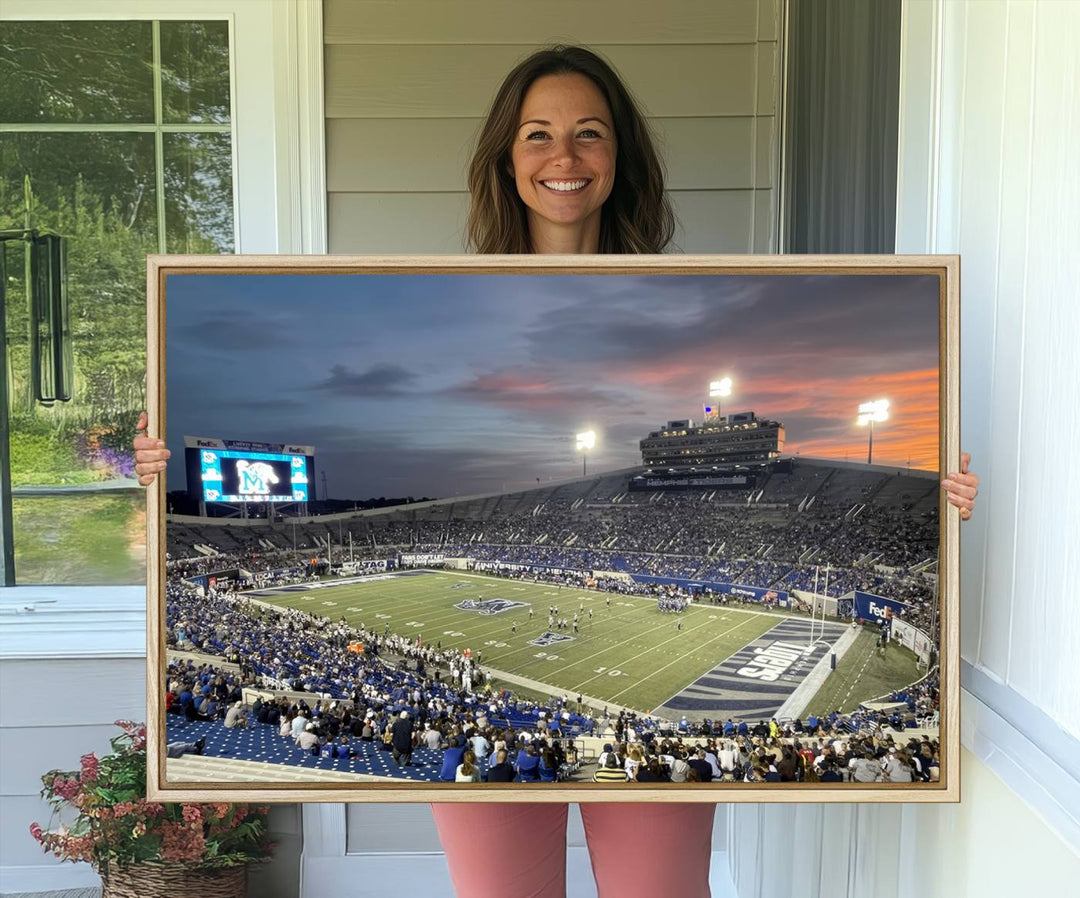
[0,20,234,584]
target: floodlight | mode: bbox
[709,377,733,398]
[575,430,596,476]
[856,399,890,424]
[708,377,733,421]
[856,399,890,463]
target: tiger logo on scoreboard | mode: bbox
[235,459,280,495]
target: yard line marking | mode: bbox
[567,613,767,695]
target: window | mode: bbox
[1,19,234,584]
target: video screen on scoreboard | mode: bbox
[199,449,309,503]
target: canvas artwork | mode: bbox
[146,255,959,803]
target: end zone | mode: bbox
[652,617,849,721]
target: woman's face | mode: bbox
[509,73,616,245]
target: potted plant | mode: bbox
[30,720,273,898]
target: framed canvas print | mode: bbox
[145,254,959,803]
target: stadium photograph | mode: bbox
[152,264,949,797]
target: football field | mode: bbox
[252,570,854,720]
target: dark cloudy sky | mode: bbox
[165,273,940,500]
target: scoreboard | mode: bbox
[184,436,315,504]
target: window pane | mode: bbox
[164,133,235,252]
[0,22,154,124]
[2,132,156,585]
[160,21,232,124]
[11,493,145,585]
[1,132,157,482]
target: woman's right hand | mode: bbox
[133,411,170,486]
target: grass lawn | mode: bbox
[803,628,922,715]
[12,492,146,584]
[256,569,786,715]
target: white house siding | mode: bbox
[323,0,781,254]
[729,0,1080,893]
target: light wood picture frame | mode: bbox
[146,254,959,804]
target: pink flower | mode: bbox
[137,799,165,817]
[181,805,202,824]
[160,821,206,863]
[52,777,80,801]
[80,753,100,782]
[29,822,44,842]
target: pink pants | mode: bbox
[431,802,716,898]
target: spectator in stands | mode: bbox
[439,736,467,783]
[515,743,542,782]
[850,752,883,783]
[688,749,713,783]
[669,748,692,784]
[391,710,414,767]
[883,750,914,783]
[539,747,560,783]
[468,728,491,763]
[636,756,669,783]
[593,754,630,783]
[166,737,205,759]
[420,723,442,751]
[486,749,514,783]
[296,723,320,753]
[223,701,249,730]
[455,750,481,783]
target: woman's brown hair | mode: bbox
[467,45,675,254]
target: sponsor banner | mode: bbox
[401,553,445,567]
[528,631,576,648]
[339,559,390,574]
[630,574,788,606]
[185,435,314,455]
[455,598,528,615]
[854,590,914,624]
[629,474,750,491]
[472,560,577,576]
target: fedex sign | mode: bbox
[854,591,912,623]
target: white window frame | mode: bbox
[0,0,326,659]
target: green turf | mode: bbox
[256,570,786,715]
[803,628,922,715]
[12,492,146,585]
[256,570,923,719]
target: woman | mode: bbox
[455,749,481,783]
[135,43,979,898]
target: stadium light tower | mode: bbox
[576,430,596,477]
[709,377,733,421]
[856,399,890,464]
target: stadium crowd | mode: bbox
[166,463,941,640]
[164,566,940,785]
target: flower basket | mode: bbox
[101,862,247,898]
[31,721,273,889]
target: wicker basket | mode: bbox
[100,862,247,898]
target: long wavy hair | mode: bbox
[466,46,675,254]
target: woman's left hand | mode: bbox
[941,452,979,521]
